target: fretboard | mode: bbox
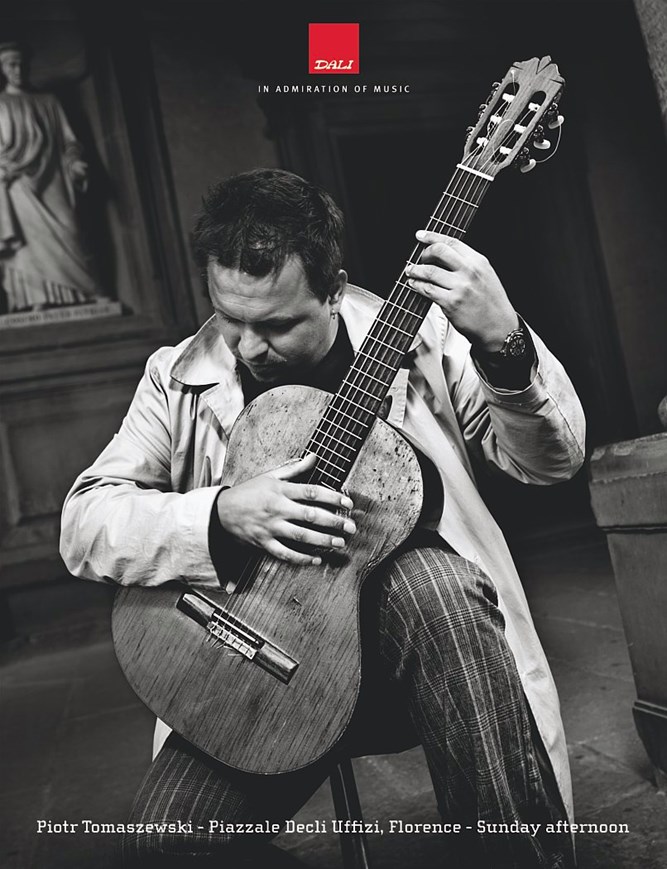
[305,165,493,490]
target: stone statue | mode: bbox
[0,41,99,312]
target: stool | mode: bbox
[330,758,372,869]
[328,691,420,868]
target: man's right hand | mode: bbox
[215,453,356,565]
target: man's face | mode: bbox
[0,51,24,89]
[208,256,344,383]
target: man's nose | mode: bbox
[238,327,268,360]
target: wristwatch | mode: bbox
[473,320,535,389]
[497,326,528,359]
[475,323,529,362]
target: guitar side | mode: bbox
[112,385,423,774]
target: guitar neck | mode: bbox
[305,165,493,490]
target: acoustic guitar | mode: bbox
[112,56,565,774]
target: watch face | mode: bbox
[505,331,527,358]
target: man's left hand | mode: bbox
[405,229,518,352]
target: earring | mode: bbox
[331,310,338,319]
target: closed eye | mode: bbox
[215,311,298,332]
[265,320,297,332]
[215,312,238,324]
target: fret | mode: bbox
[310,417,363,450]
[347,366,387,387]
[382,297,423,318]
[317,467,342,485]
[314,441,354,465]
[336,391,380,417]
[314,451,348,474]
[376,318,413,338]
[428,215,464,233]
[340,379,382,403]
[355,351,397,371]
[441,192,478,207]
[323,404,373,430]
[314,419,362,441]
[364,333,406,353]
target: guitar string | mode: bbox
[308,102,529,463]
[223,98,537,616]
[223,167,482,604]
[221,98,535,622]
[313,165,480,454]
[304,99,534,477]
[319,101,541,457]
[310,77,526,459]
[299,80,554,473]
[221,97,543,625]
[306,156,496,463]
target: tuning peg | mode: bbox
[465,125,475,140]
[546,102,565,129]
[532,125,551,150]
[486,81,501,101]
[478,103,488,117]
[515,147,536,173]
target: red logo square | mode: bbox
[309,23,359,74]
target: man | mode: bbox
[61,168,585,868]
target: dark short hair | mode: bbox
[191,168,345,302]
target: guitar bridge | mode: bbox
[207,613,259,660]
[177,590,298,684]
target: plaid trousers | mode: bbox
[122,533,574,868]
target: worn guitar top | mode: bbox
[236,317,446,530]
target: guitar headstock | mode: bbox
[461,56,565,177]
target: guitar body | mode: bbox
[112,385,423,774]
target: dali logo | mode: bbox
[308,23,359,74]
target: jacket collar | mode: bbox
[169,283,432,388]
[170,311,236,387]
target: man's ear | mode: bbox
[329,270,347,314]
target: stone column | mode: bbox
[634,0,667,427]
[634,0,667,140]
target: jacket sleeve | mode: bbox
[443,321,586,484]
[59,348,222,587]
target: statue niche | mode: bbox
[0,40,105,315]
